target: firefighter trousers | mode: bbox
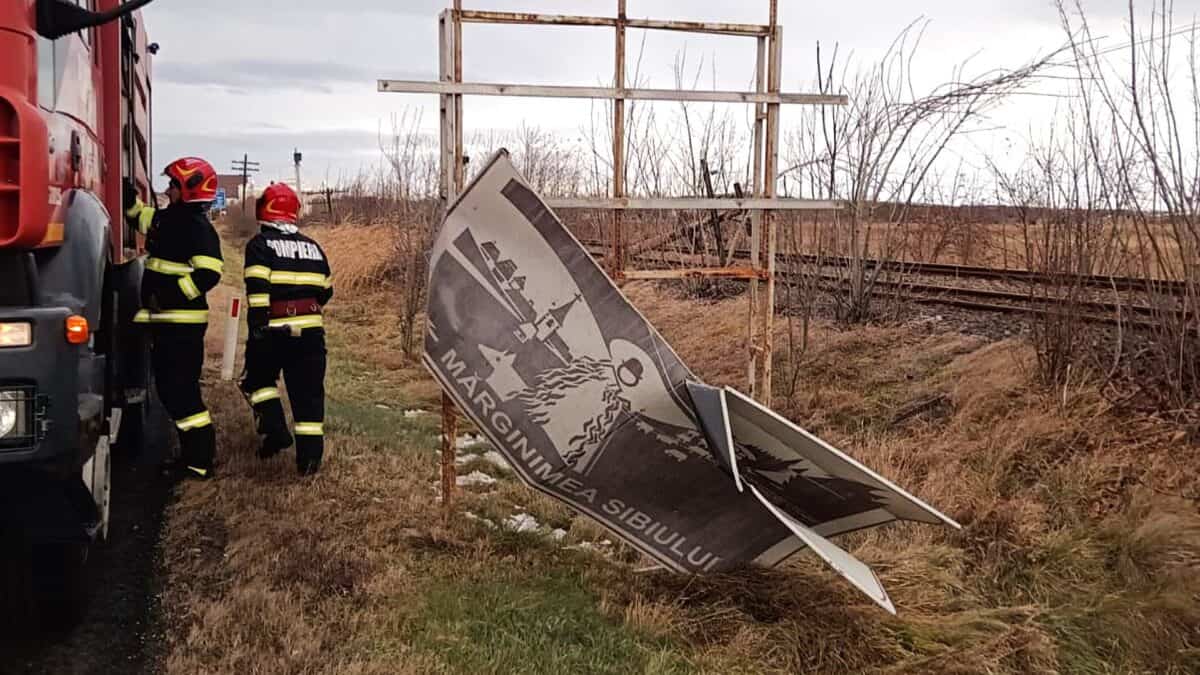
[241,329,327,472]
[149,324,216,472]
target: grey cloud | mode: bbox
[153,127,390,186]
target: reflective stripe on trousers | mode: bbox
[250,387,280,404]
[134,309,210,324]
[294,422,324,436]
[175,410,212,431]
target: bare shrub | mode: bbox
[1052,0,1200,410]
[991,111,1128,388]
[378,110,439,361]
[786,23,1059,324]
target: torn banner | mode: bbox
[423,150,959,613]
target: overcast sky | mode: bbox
[141,0,1152,190]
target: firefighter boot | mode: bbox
[297,457,321,477]
[176,425,216,480]
[254,399,294,459]
[295,431,323,477]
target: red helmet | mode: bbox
[256,182,301,224]
[163,157,218,203]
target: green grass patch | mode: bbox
[409,572,692,675]
[327,397,439,451]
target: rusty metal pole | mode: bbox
[611,0,627,279]
[438,11,453,202]
[747,34,766,398]
[439,0,466,520]
[453,0,465,186]
[759,1,781,406]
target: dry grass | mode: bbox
[316,224,404,294]
[157,228,1200,674]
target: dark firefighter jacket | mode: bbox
[125,200,224,325]
[243,226,333,334]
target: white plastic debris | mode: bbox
[457,471,498,487]
[403,409,429,419]
[503,512,541,533]
[464,511,497,528]
[549,528,568,542]
[565,542,612,558]
[480,450,510,470]
[440,433,487,450]
[455,450,510,470]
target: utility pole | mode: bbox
[230,154,260,214]
[293,148,303,215]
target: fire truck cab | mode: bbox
[0,0,161,624]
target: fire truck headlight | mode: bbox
[0,322,32,348]
[0,391,19,439]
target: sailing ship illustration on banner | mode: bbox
[423,150,959,614]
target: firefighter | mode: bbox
[240,183,332,476]
[124,157,224,480]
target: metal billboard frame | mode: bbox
[378,1,846,511]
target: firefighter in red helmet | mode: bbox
[124,157,224,480]
[240,182,333,476]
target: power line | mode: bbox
[231,154,261,214]
[1046,19,1200,70]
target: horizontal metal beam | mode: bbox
[378,80,847,106]
[621,267,767,281]
[545,197,841,211]
[457,9,771,36]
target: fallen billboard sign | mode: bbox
[423,150,959,613]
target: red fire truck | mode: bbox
[0,0,161,620]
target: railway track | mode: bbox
[578,241,1191,329]
[578,238,1189,295]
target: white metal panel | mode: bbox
[748,484,896,615]
[544,197,840,211]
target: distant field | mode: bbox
[563,210,1191,281]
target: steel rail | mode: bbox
[579,243,1192,329]
[578,239,1190,296]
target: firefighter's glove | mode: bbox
[249,325,271,342]
[123,178,139,213]
[146,294,162,313]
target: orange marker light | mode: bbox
[65,315,89,344]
